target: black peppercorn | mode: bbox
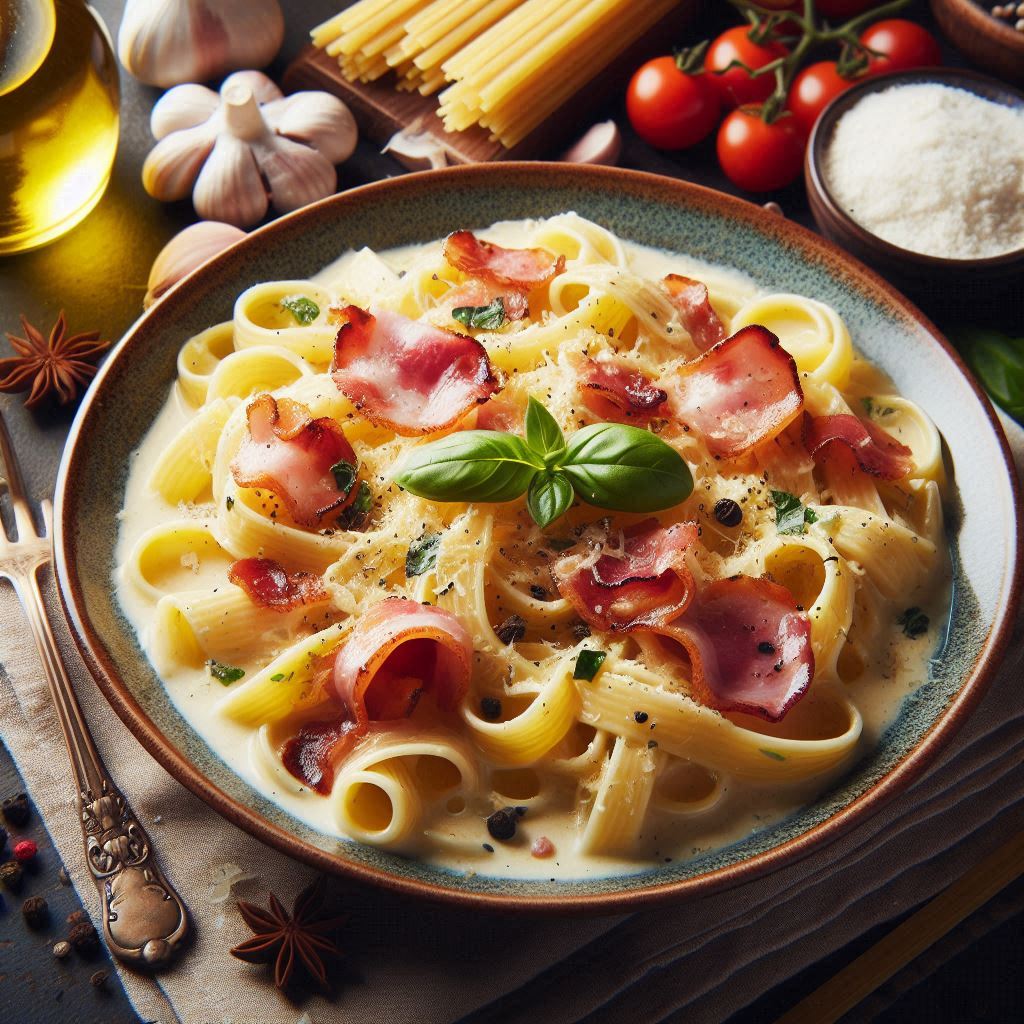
[0,859,23,890]
[634,711,649,724]
[21,894,48,928]
[529,584,550,601]
[68,920,101,955]
[486,807,519,842]
[758,641,776,655]
[494,614,526,645]
[480,696,502,720]
[713,498,743,528]
[2,792,30,827]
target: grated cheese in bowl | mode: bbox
[823,83,1024,260]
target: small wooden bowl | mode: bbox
[805,68,1024,306]
[930,0,1024,85]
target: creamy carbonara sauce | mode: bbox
[115,214,949,878]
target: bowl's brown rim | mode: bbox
[54,163,1023,915]
[806,67,1024,270]
[931,0,1024,52]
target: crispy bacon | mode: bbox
[227,557,327,611]
[443,230,565,290]
[281,716,358,795]
[331,305,500,436]
[442,279,529,322]
[804,413,913,480]
[553,519,699,632]
[331,597,473,731]
[654,575,814,722]
[578,357,668,424]
[669,325,803,458]
[230,394,358,527]
[661,274,726,352]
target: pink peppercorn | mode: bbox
[531,836,555,858]
[13,839,37,863]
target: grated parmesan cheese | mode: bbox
[824,84,1024,259]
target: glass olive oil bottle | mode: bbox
[0,0,119,255]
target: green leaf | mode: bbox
[559,423,693,513]
[527,472,574,528]
[951,326,1024,422]
[406,531,442,577]
[771,489,816,535]
[280,296,320,325]
[338,480,372,529]
[330,459,357,496]
[394,430,542,503]
[759,748,786,762]
[897,606,929,639]
[573,649,607,681]
[452,297,507,330]
[208,660,245,685]
[524,396,566,461]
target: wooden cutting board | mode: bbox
[283,2,702,164]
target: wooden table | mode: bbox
[1,2,1021,1021]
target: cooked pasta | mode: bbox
[115,214,950,878]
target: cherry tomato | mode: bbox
[815,1,883,18]
[704,27,788,109]
[860,19,942,75]
[626,56,721,150]
[716,107,804,192]
[785,61,860,137]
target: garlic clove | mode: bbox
[193,135,268,227]
[118,0,285,88]
[143,126,216,201]
[145,221,247,308]
[256,136,337,215]
[382,126,449,171]
[561,121,622,166]
[264,93,358,166]
[151,83,220,140]
[220,69,283,107]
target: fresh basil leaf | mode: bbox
[559,423,693,513]
[338,480,372,529]
[527,471,574,528]
[771,489,816,535]
[897,606,929,639]
[394,430,542,503]
[406,531,442,577]
[280,295,320,325]
[331,459,357,496]
[951,326,1024,422]
[452,297,507,330]
[524,396,566,462]
[208,660,245,685]
[573,649,607,681]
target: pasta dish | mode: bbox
[115,214,949,877]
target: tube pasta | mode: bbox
[233,281,338,365]
[578,736,658,855]
[147,398,236,504]
[177,322,235,406]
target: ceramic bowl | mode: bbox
[930,0,1024,85]
[805,68,1024,306]
[53,164,1022,913]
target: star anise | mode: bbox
[230,877,345,992]
[0,311,109,409]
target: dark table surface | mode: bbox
[1,1,1021,1021]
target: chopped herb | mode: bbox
[280,295,320,325]
[759,748,786,761]
[573,649,607,681]
[529,584,550,601]
[337,481,372,529]
[897,606,929,638]
[452,296,507,330]
[495,614,527,645]
[861,396,874,416]
[633,710,649,724]
[406,531,441,578]
[330,460,357,496]
[480,696,502,720]
[482,843,494,853]
[486,807,518,841]
[571,621,591,640]
[771,489,817,535]
[270,673,285,682]
[225,496,234,511]
[713,497,743,528]
[208,660,244,685]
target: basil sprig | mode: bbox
[394,397,693,529]
[452,296,507,330]
[771,489,818,535]
[950,326,1024,422]
[280,295,320,325]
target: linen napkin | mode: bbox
[0,419,1021,1024]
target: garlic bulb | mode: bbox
[145,221,247,308]
[142,71,358,228]
[118,0,285,87]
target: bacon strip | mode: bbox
[670,325,803,458]
[281,716,358,795]
[331,597,472,731]
[332,305,500,436]
[230,394,358,527]
[661,274,726,352]
[654,575,814,722]
[442,279,529,323]
[553,519,699,632]
[804,413,913,480]
[578,358,668,424]
[227,557,327,611]
[443,230,565,290]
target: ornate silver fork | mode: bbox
[0,409,189,967]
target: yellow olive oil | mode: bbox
[0,0,119,255]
